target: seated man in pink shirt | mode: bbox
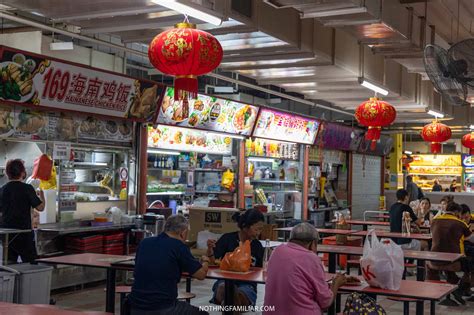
[263,223,348,315]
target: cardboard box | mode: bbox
[188,206,240,242]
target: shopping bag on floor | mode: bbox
[359,230,404,290]
[220,240,251,272]
[343,292,386,315]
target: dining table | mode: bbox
[36,253,133,313]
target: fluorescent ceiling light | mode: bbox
[148,149,181,156]
[248,157,275,163]
[49,42,74,50]
[427,109,445,119]
[151,0,222,25]
[404,150,413,155]
[469,125,474,130]
[358,77,389,96]
[302,7,368,18]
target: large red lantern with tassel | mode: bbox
[355,97,396,150]
[421,121,452,154]
[462,132,474,154]
[148,23,223,100]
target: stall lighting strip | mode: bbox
[151,0,222,25]
[358,77,389,96]
[469,125,474,130]
[248,157,275,163]
[403,150,413,155]
[427,109,445,119]
[147,149,181,155]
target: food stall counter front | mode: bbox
[408,154,462,192]
[244,108,320,220]
[145,86,260,212]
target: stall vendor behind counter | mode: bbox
[0,159,44,263]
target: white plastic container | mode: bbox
[8,264,53,304]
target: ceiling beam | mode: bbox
[258,76,358,85]
[51,5,168,22]
[80,13,190,35]
[223,51,315,63]
[219,60,329,71]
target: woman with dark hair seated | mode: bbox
[207,209,264,306]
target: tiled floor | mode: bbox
[52,273,474,315]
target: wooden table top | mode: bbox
[338,277,457,301]
[37,253,133,269]
[344,220,390,226]
[367,214,390,219]
[317,244,463,263]
[274,227,355,235]
[0,302,111,315]
[351,230,432,240]
[205,266,266,284]
[206,268,455,301]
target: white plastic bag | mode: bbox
[196,230,222,249]
[359,230,404,290]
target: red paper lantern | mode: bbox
[421,121,452,154]
[462,132,474,155]
[148,22,223,100]
[355,97,396,150]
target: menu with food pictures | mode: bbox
[156,87,259,136]
[148,125,232,155]
[0,45,165,122]
[0,104,133,145]
[252,108,320,144]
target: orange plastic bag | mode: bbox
[32,154,53,181]
[220,240,251,272]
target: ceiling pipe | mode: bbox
[207,73,354,117]
[0,10,354,117]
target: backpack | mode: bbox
[343,292,387,315]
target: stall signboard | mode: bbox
[0,104,133,146]
[0,45,165,122]
[252,108,319,144]
[157,87,259,136]
[409,154,462,175]
[148,125,232,155]
[317,122,353,151]
[462,154,474,168]
[410,154,461,167]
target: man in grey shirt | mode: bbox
[406,175,422,202]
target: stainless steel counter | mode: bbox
[0,228,31,234]
[38,223,134,235]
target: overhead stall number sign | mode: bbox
[53,142,71,160]
[252,108,320,144]
[0,45,165,122]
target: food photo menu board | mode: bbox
[0,104,133,146]
[252,108,320,144]
[0,45,165,123]
[148,125,232,155]
[156,87,259,136]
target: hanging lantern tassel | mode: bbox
[365,126,381,150]
[431,142,442,154]
[174,75,198,101]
